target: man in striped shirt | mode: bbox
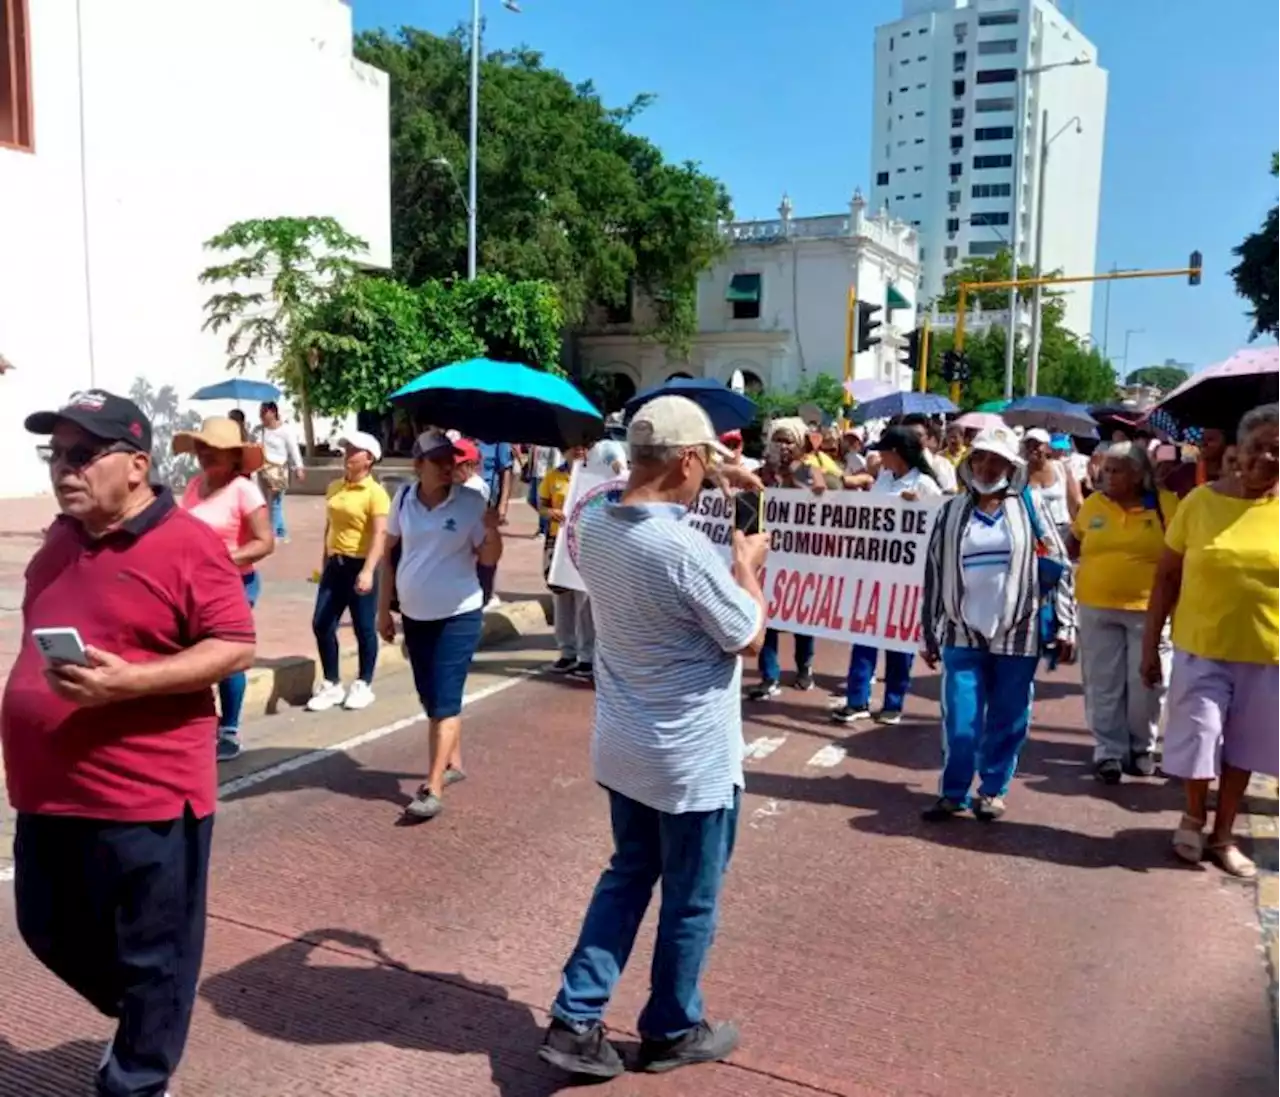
[539,396,769,1079]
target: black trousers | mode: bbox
[14,806,213,1097]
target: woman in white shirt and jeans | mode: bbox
[832,426,944,726]
[378,430,503,822]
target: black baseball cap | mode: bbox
[25,389,153,452]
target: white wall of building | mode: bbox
[0,0,390,497]
[577,195,920,402]
[870,0,1107,340]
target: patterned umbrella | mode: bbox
[1148,346,1278,436]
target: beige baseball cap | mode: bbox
[627,395,732,457]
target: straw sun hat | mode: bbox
[172,417,265,473]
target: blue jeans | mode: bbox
[267,491,287,539]
[402,610,484,719]
[552,787,740,1041]
[758,629,815,681]
[939,646,1039,804]
[528,477,549,536]
[312,556,379,684]
[217,571,261,735]
[846,644,914,712]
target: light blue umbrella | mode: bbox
[389,358,603,446]
[853,391,957,421]
[190,378,281,403]
[1002,395,1098,437]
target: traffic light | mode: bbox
[954,350,971,383]
[940,349,970,384]
[1188,250,1202,286]
[856,300,883,353]
[901,328,923,373]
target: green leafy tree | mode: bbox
[304,272,564,418]
[354,28,730,351]
[1229,152,1278,340]
[936,251,1060,311]
[199,216,369,451]
[1125,364,1189,391]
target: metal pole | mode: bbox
[843,285,856,407]
[1027,109,1049,396]
[1101,261,1116,358]
[952,285,968,407]
[467,0,481,281]
[919,317,931,393]
[1002,71,1025,400]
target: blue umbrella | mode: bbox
[389,357,603,447]
[624,377,757,434]
[1002,395,1098,437]
[190,378,281,403]
[853,390,957,422]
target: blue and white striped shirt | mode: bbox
[577,502,762,814]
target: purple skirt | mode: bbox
[1162,649,1279,780]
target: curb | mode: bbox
[1247,775,1280,1034]
[241,599,550,718]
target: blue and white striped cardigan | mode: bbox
[921,461,1077,659]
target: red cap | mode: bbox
[454,438,480,465]
[719,429,743,444]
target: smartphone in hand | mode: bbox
[32,627,91,667]
[733,490,765,537]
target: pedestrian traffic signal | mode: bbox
[856,301,883,353]
[901,329,923,373]
[1188,250,1202,286]
[940,349,958,383]
[940,349,970,384]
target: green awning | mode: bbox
[726,273,761,303]
[886,283,911,311]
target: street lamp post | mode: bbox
[466,0,521,281]
[1027,112,1082,395]
[1002,55,1090,400]
[1121,327,1144,373]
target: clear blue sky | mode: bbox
[353,0,1278,376]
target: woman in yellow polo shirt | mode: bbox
[1142,404,1279,878]
[1067,441,1177,784]
[306,431,391,714]
[539,446,592,678]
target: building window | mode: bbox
[978,11,1019,26]
[919,247,926,259]
[976,68,1017,84]
[876,170,890,185]
[918,28,928,35]
[900,86,909,93]
[975,96,1015,113]
[889,37,894,52]
[950,135,964,151]
[896,167,907,173]
[887,90,893,104]
[969,240,1005,256]
[974,125,1014,141]
[953,50,966,71]
[945,245,959,261]
[973,154,1013,169]
[898,139,907,147]
[946,218,960,232]
[912,192,923,199]
[913,164,923,171]
[902,58,910,66]
[947,189,961,204]
[895,195,905,202]
[972,182,1012,198]
[954,21,968,41]
[917,55,927,62]
[978,39,1018,55]
[915,110,925,117]
[726,272,762,320]
[914,137,925,145]
[0,0,33,151]
[952,79,966,97]
[916,83,926,90]
[951,107,965,126]
[970,211,1010,226]
[604,282,634,324]
[949,161,963,178]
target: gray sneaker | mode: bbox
[403,790,444,820]
[638,1019,740,1073]
[973,794,1007,822]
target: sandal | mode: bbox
[1206,841,1257,879]
[1171,814,1205,864]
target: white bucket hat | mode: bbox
[968,424,1026,467]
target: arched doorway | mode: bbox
[600,372,636,413]
[666,371,694,381]
[739,370,765,395]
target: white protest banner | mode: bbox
[547,469,943,653]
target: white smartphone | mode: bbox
[32,627,91,667]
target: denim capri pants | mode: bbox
[402,609,485,719]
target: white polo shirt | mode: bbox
[388,484,489,621]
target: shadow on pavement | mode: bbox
[222,749,421,809]
[0,1036,104,1096]
[199,929,574,1097]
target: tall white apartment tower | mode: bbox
[869,0,1108,338]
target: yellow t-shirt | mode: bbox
[325,476,391,558]
[538,465,573,538]
[1071,490,1179,611]
[1166,485,1280,664]
[804,451,843,484]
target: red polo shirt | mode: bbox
[1,489,256,821]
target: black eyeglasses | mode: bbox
[37,441,133,470]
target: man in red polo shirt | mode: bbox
[2,390,256,1097]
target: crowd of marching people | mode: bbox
[0,379,1275,1092]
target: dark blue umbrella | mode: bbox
[190,378,281,403]
[389,357,603,447]
[1003,395,1098,437]
[624,377,756,434]
[853,390,957,421]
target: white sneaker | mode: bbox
[305,680,346,712]
[343,680,375,710]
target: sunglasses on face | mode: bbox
[37,441,133,470]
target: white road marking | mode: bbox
[806,745,847,768]
[743,735,787,761]
[748,798,785,829]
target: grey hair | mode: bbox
[630,442,689,466]
[1238,403,1279,444]
[1102,439,1155,492]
